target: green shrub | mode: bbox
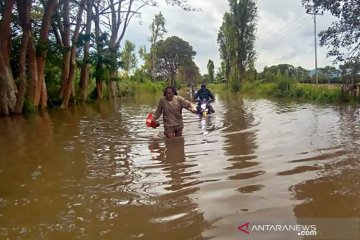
[22,100,37,113]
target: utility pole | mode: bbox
[307,8,323,86]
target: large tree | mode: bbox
[155,36,196,86]
[218,0,257,90]
[302,0,359,61]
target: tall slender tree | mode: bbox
[207,59,215,83]
[121,40,137,73]
[218,0,257,90]
[149,12,167,79]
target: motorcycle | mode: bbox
[195,98,214,117]
[195,99,214,133]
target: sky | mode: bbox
[123,0,337,75]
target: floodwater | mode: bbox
[0,91,359,240]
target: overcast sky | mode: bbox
[123,0,337,74]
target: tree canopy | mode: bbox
[155,36,196,86]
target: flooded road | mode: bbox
[0,91,359,239]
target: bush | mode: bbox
[22,100,37,113]
[239,81,344,103]
[118,80,136,97]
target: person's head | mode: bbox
[201,84,206,90]
[163,86,177,100]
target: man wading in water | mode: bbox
[152,86,197,138]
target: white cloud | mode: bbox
[123,0,338,74]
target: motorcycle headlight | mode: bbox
[201,104,206,110]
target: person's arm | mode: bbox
[208,90,215,101]
[153,99,163,121]
[180,97,197,113]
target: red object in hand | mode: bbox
[146,113,159,128]
[146,113,153,127]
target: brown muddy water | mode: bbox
[0,91,359,240]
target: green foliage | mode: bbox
[45,41,63,102]
[76,33,91,48]
[148,12,167,79]
[260,64,311,83]
[22,100,37,113]
[230,80,241,92]
[95,67,110,82]
[339,58,360,84]
[117,79,166,96]
[130,68,152,83]
[178,61,201,85]
[206,83,227,92]
[241,80,343,103]
[137,80,167,93]
[149,12,167,46]
[117,80,136,97]
[207,59,215,83]
[215,63,227,84]
[120,40,137,72]
[317,66,342,84]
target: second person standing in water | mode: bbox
[152,86,197,138]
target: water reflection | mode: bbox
[221,95,261,193]
[147,137,207,239]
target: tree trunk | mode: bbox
[15,0,31,114]
[96,80,103,99]
[28,35,38,103]
[61,0,85,108]
[79,0,92,102]
[59,0,71,100]
[15,29,30,114]
[35,0,58,108]
[108,40,117,99]
[0,0,17,116]
[94,2,103,100]
[170,72,176,86]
